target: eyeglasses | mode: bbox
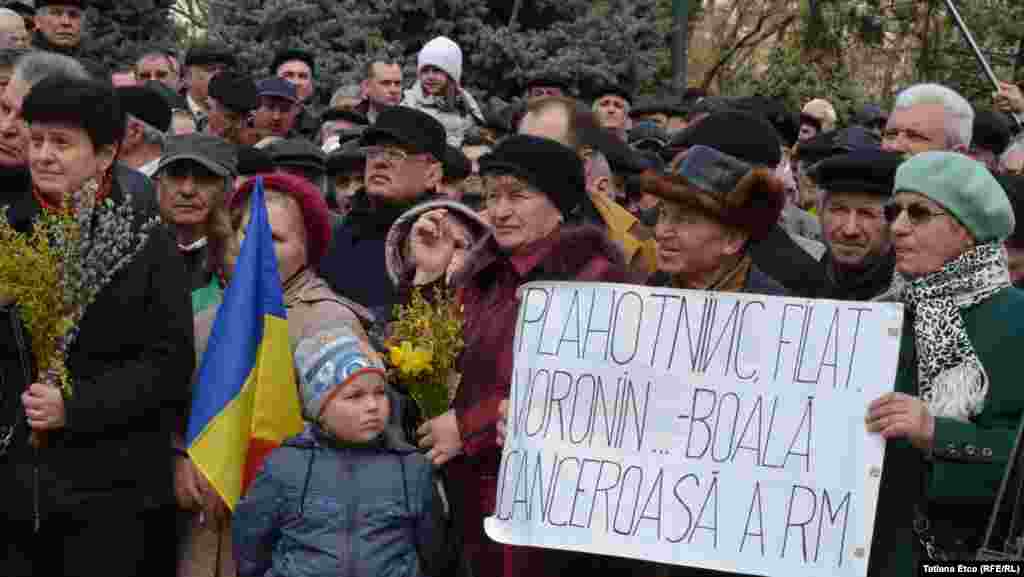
[882,201,949,226]
[362,146,431,164]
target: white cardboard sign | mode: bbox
[484,282,904,577]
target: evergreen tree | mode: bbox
[80,0,178,71]
[209,0,665,109]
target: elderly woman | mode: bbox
[415,134,634,577]
[402,36,486,148]
[0,76,195,574]
[176,172,375,577]
[866,152,1024,575]
[641,144,788,296]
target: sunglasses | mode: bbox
[882,201,949,226]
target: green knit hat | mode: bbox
[894,151,1015,243]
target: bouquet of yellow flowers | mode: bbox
[386,285,464,421]
[0,180,157,446]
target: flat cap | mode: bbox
[158,133,237,177]
[265,138,326,173]
[895,151,1014,243]
[812,150,904,196]
[256,76,298,102]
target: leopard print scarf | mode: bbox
[902,242,1011,422]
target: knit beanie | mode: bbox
[294,326,386,422]
[418,36,463,85]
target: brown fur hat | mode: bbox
[638,165,785,241]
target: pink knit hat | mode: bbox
[233,173,333,267]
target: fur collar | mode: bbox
[453,225,627,288]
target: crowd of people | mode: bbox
[1,1,1024,576]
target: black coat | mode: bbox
[748,224,828,298]
[0,177,195,523]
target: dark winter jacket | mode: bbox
[748,223,828,298]
[233,426,447,577]
[31,31,108,80]
[0,176,195,524]
[813,249,896,302]
[317,189,440,333]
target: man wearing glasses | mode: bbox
[318,106,447,328]
[882,83,974,156]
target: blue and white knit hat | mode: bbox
[294,326,386,421]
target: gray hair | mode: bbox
[127,114,165,147]
[892,83,974,149]
[13,51,89,87]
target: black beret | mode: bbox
[265,138,325,173]
[973,110,1013,156]
[185,43,236,68]
[671,110,782,167]
[326,147,365,176]
[270,49,316,78]
[208,72,258,114]
[117,85,172,133]
[360,106,447,163]
[811,150,904,197]
[443,145,471,181]
[479,135,585,219]
[996,174,1024,246]
[23,75,124,147]
[319,107,368,127]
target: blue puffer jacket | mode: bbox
[233,426,445,577]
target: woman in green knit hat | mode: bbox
[866,151,1024,574]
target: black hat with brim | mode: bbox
[158,134,238,177]
[359,106,447,163]
[588,80,633,105]
[669,110,783,168]
[117,85,172,133]
[209,72,258,114]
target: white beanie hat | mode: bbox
[418,36,463,85]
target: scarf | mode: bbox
[901,242,1010,422]
[824,249,896,301]
[672,254,752,294]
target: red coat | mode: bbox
[448,226,640,577]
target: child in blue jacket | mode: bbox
[233,326,449,577]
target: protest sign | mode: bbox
[484,281,904,577]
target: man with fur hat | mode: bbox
[810,150,904,300]
[402,35,485,147]
[643,144,788,295]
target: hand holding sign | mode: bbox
[865,392,935,451]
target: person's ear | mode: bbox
[590,175,612,198]
[425,160,443,191]
[721,227,749,257]
[95,142,118,174]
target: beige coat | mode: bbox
[177,269,374,577]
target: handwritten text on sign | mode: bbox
[484,282,904,577]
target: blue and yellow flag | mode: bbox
[186,176,304,510]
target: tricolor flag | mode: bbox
[186,176,304,510]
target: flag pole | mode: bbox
[942,0,1023,129]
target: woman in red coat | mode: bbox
[416,135,638,577]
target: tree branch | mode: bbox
[702,13,797,89]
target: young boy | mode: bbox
[233,326,448,577]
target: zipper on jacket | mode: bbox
[8,306,41,533]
